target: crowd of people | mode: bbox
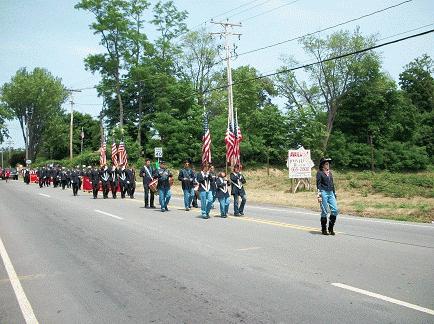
[19,156,338,233]
[20,158,248,219]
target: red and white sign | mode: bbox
[287,147,314,179]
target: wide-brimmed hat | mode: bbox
[319,157,332,168]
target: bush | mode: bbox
[378,142,429,171]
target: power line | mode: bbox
[236,0,413,58]
[240,0,301,23]
[227,0,273,20]
[185,0,263,35]
[203,28,434,94]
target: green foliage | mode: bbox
[0,67,67,160]
[339,170,434,198]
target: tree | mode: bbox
[0,68,67,161]
[0,104,12,144]
[75,0,134,128]
[399,54,434,113]
[151,0,188,71]
[276,28,380,151]
[180,28,219,107]
[399,54,434,158]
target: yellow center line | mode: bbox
[122,198,343,234]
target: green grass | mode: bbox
[338,171,434,198]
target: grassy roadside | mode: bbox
[143,167,433,223]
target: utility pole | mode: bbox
[210,19,242,174]
[1,149,3,169]
[80,127,84,155]
[6,140,13,162]
[66,89,82,160]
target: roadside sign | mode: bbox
[287,147,314,179]
[26,159,32,165]
[154,147,163,158]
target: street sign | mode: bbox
[26,159,32,165]
[154,147,163,158]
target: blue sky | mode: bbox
[1,0,433,149]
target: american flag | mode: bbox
[225,108,242,166]
[202,112,212,164]
[118,141,128,166]
[100,142,107,166]
[111,142,118,166]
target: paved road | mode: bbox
[0,180,433,323]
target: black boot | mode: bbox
[321,218,328,235]
[328,215,336,235]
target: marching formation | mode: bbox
[22,158,249,220]
[18,156,340,232]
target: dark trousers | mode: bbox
[144,185,155,207]
[233,193,247,215]
[92,184,99,198]
[72,184,79,196]
[39,179,43,188]
[120,182,127,198]
[61,180,67,190]
[102,182,110,198]
[110,181,117,198]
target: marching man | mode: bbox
[230,164,247,216]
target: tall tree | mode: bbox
[151,0,188,72]
[276,28,380,151]
[0,68,67,160]
[180,28,219,107]
[75,0,131,128]
[399,54,434,157]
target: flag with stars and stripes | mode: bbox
[225,106,242,166]
[202,112,212,164]
[100,142,107,166]
[111,142,118,167]
[118,141,128,166]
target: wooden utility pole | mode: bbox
[66,89,82,160]
[210,19,242,175]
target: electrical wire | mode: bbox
[236,0,413,58]
[240,0,301,23]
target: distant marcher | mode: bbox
[216,171,230,218]
[139,159,156,208]
[230,164,247,216]
[154,160,173,212]
[5,169,10,183]
[196,163,213,219]
[316,157,339,235]
[178,159,195,211]
[70,169,80,196]
[209,165,217,209]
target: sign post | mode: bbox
[154,147,163,169]
[287,147,314,193]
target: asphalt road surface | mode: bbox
[0,180,433,323]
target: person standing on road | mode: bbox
[154,160,173,212]
[196,163,213,219]
[109,165,119,199]
[100,164,110,199]
[216,171,230,218]
[5,168,10,182]
[316,157,339,235]
[178,159,195,211]
[126,166,136,199]
[230,164,247,216]
[70,168,80,196]
[140,158,156,208]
